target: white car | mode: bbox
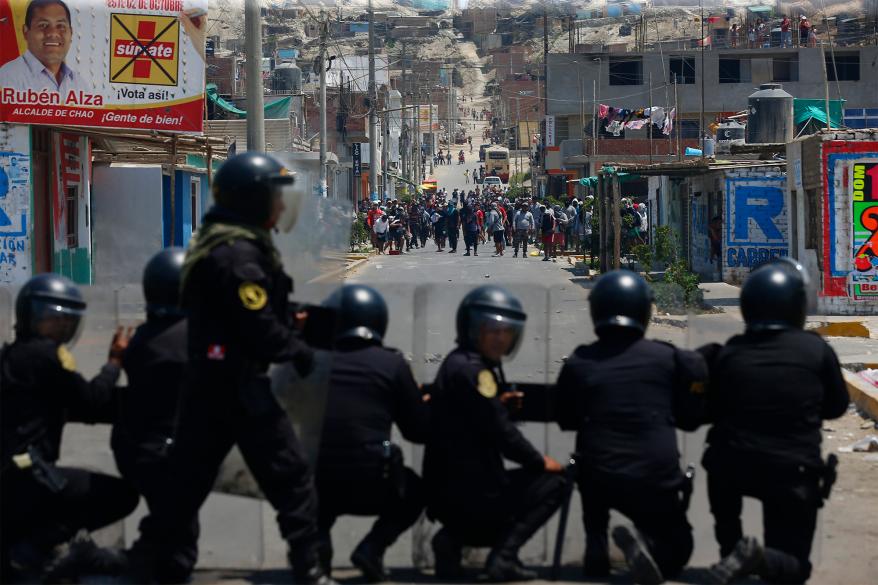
[483,176,504,188]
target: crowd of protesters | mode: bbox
[360,187,647,262]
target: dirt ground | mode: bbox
[810,406,878,584]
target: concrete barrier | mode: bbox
[844,369,878,422]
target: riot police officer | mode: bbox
[158,152,330,584]
[554,270,707,584]
[111,248,198,583]
[1,274,137,581]
[423,286,569,582]
[315,284,429,582]
[701,260,848,585]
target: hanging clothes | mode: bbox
[663,108,676,136]
[625,119,648,130]
[606,120,623,136]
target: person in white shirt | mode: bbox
[372,214,390,254]
[0,0,89,99]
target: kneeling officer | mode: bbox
[1,274,137,581]
[702,260,848,585]
[315,284,430,582]
[554,270,707,584]
[424,285,569,582]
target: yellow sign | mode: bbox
[238,282,268,311]
[477,369,497,399]
[110,14,179,86]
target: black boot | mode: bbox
[705,536,765,585]
[431,529,465,581]
[350,539,387,583]
[611,526,663,585]
[484,550,537,582]
[42,531,128,583]
[289,546,338,585]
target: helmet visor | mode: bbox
[468,311,525,361]
[276,179,303,233]
[29,299,85,346]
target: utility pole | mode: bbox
[415,89,421,185]
[674,75,681,161]
[368,0,378,200]
[699,0,705,159]
[381,88,390,200]
[244,0,264,151]
[400,41,407,184]
[428,91,434,175]
[318,10,328,196]
[648,72,653,164]
[542,6,549,118]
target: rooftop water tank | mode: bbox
[746,83,794,144]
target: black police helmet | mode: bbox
[212,152,294,227]
[143,247,186,319]
[456,286,527,357]
[741,259,808,332]
[14,273,86,343]
[589,269,653,335]
[323,284,388,343]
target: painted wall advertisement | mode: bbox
[0,124,31,285]
[848,160,878,300]
[0,0,207,133]
[724,176,788,274]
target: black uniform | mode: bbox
[555,332,707,578]
[160,209,319,579]
[424,348,568,555]
[0,339,138,570]
[111,318,198,583]
[699,329,848,584]
[316,340,429,565]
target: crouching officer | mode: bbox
[424,286,569,582]
[701,260,848,585]
[1,274,138,582]
[111,248,199,583]
[554,270,707,584]
[156,152,331,584]
[315,284,429,582]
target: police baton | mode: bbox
[551,453,579,581]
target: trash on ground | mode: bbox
[838,436,878,453]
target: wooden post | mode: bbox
[612,176,621,269]
[598,174,607,272]
[206,143,213,189]
[169,135,177,246]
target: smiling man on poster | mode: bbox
[0,0,88,96]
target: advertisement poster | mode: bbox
[545,115,555,147]
[0,124,31,285]
[849,160,878,299]
[0,0,207,133]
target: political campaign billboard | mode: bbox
[0,0,207,133]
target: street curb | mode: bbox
[306,254,374,284]
[844,369,878,422]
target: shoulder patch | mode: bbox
[477,369,497,399]
[689,381,706,395]
[238,282,268,311]
[57,345,77,372]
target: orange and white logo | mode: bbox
[109,13,179,86]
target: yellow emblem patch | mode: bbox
[57,345,77,372]
[477,369,497,399]
[239,282,268,311]
[689,381,706,395]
